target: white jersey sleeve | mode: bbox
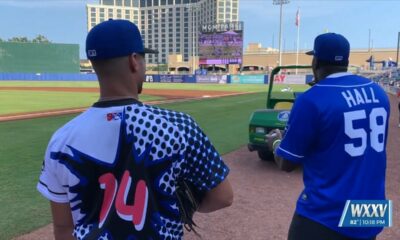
[37,139,69,203]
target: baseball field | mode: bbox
[0,81,306,239]
[1,81,399,240]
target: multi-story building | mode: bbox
[86,0,239,65]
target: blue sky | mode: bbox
[0,0,399,59]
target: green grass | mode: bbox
[0,81,307,93]
[0,91,163,115]
[0,115,75,240]
[0,81,308,115]
[0,92,266,239]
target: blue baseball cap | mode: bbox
[306,33,350,66]
[86,19,158,60]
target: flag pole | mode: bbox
[295,8,300,74]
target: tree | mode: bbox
[6,35,51,43]
[8,37,29,43]
[32,34,50,43]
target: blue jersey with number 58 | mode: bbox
[276,72,390,239]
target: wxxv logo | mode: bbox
[339,200,392,227]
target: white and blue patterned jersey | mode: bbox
[276,73,390,239]
[37,98,229,240]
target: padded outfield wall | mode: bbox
[0,42,79,73]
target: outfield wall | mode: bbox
[0,73,97,81]
[0,73,315,84]
[0,42,80,73]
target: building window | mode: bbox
[154,0,159,6]
[140,0,146,7]
[147,0,152,7]
[103,0,114,5]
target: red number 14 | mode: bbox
[98,171,148,230]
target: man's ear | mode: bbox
[128,53,139,73]
[314,58,320,70]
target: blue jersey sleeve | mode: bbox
[276,95,319,163]
[181,117,229,191]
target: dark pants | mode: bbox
[288,213,376,240]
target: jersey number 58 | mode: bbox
[344,107,387,157]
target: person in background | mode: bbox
[266,33,390,240]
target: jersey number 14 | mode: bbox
[344,107,387,157]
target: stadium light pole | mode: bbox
[273,0,290,66]
[186,3,199,75]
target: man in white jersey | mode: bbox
[37,19,233,240]
[267,33,390,240]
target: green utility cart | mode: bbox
[248,65,312,161]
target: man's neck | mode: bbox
[97,77,139,102]
[98,95,138,102]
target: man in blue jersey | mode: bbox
[37,19,233,240]
[266,33,390,240]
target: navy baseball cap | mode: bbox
[86,19,158,60]
[306,33,350,66]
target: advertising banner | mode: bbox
[231,74,266,84]
[145,75,196,83]
[196,75,227,84]
[274,74,306,85]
